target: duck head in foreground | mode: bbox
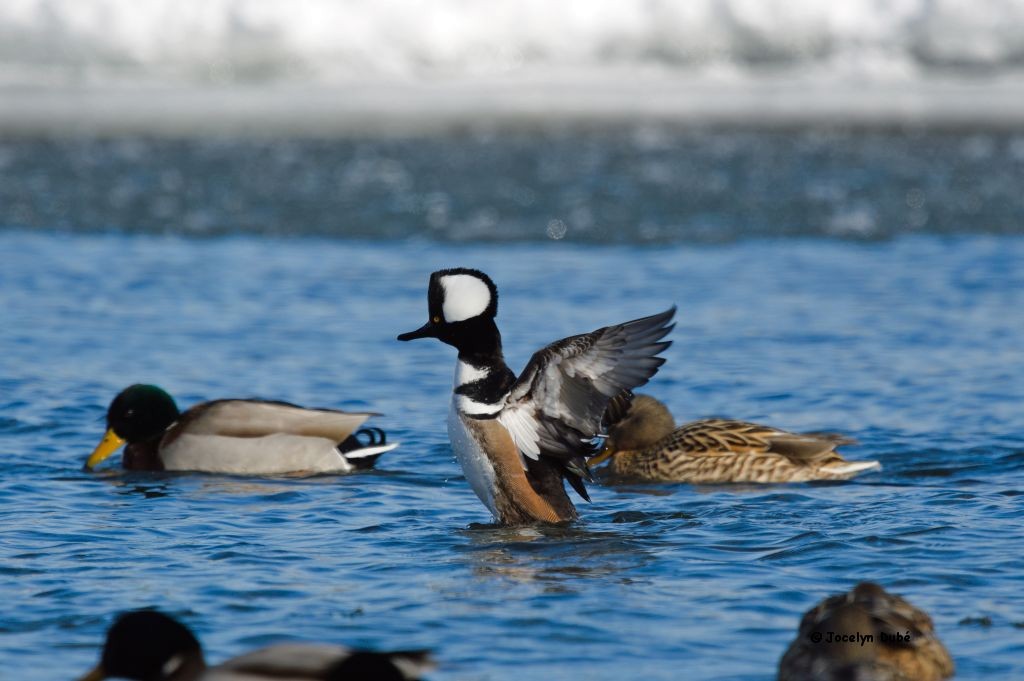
[778,582,954,681]
[79,610,435,681]
[399,268,674,525]
[86,384,396,475]
[591,392,880,484]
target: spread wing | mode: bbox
[498,307,675,472]
[173,399,376,443]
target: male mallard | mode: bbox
[589,393,879,483]
[85,384,396,475]
[778,582,955,681]
[79,610,434,680]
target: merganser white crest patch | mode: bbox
[440,274,491,322]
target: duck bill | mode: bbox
[397,321,437,341]
[85,428,126,470]
[588,445,615,467]
[77,664,106,681]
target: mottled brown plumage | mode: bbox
[592,394,879,483]
[778,582,955,681]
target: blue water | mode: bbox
[1,229,1022,679]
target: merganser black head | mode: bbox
[397,268,499,351]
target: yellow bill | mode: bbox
[77,665,105,681]
[85,428,125,470]
[588,444,614,467]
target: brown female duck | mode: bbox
[589,393,879,483]
[778,582,954,681]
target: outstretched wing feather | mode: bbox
[500,307,675,462]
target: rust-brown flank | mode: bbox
[464,416,577,524]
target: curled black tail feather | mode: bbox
[338,427,391,470]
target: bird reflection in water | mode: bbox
[457,523,652,586]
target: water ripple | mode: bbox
[1,233,1023,678]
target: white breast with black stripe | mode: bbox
[448,360,503,515]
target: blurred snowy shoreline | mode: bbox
[4,0,1024,135]
[3,73,1024,137]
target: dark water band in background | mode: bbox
[2,127,1023,242]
